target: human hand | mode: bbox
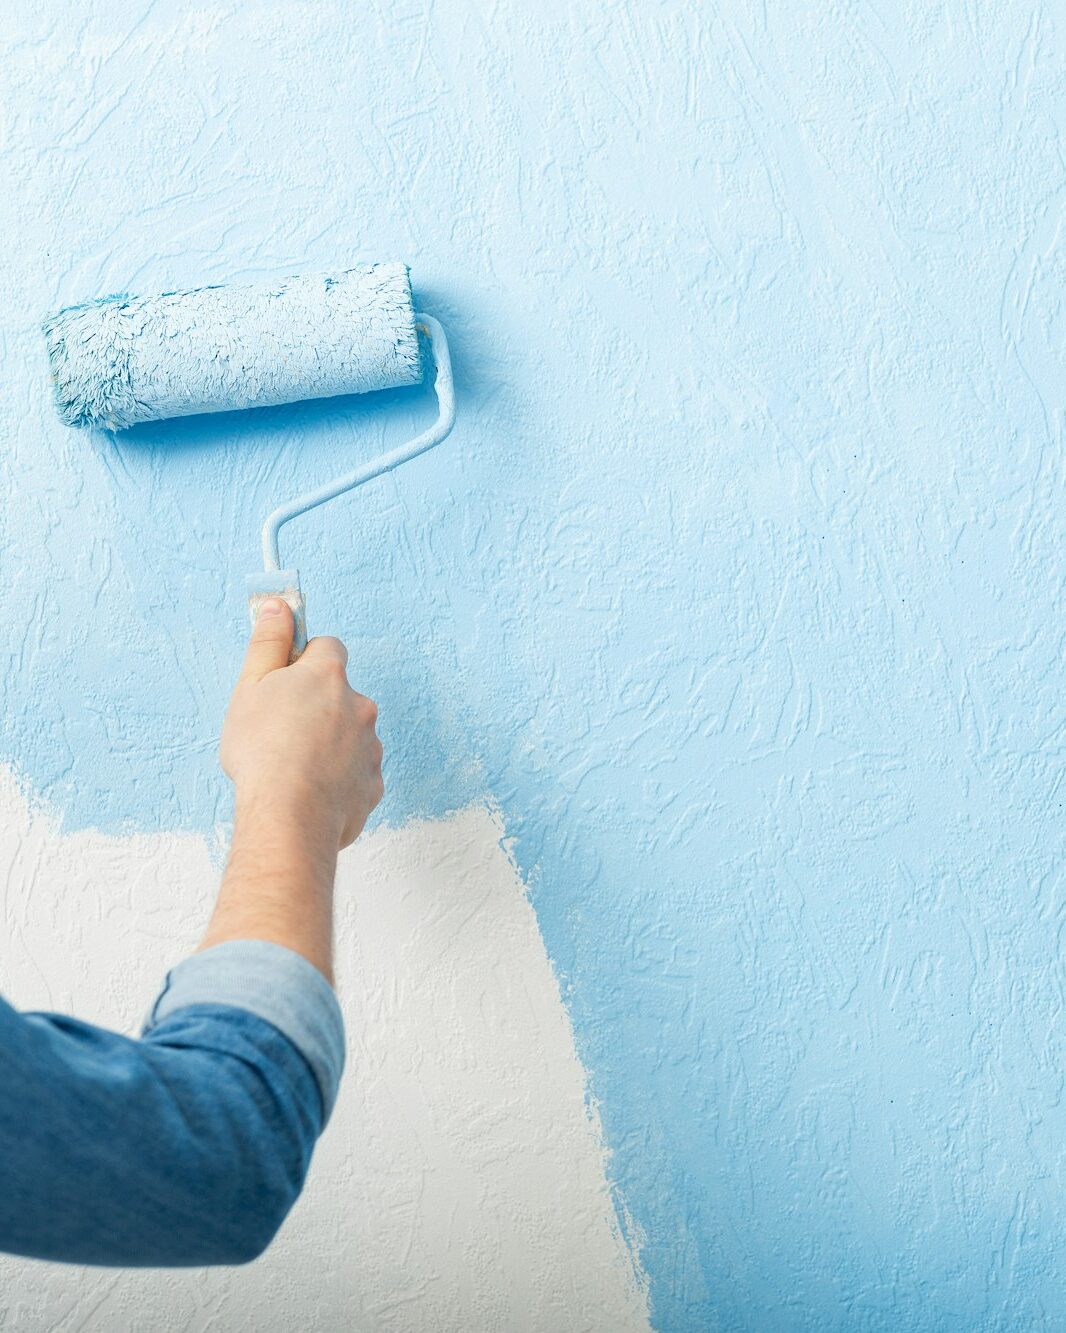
[221,599,384,850]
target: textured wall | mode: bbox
[1,2,1064,1330]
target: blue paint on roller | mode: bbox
[43,264,421,430]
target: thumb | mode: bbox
[240,598,294,682]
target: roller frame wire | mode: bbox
[260,314,456,572]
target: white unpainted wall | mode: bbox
[0,770,649,1332]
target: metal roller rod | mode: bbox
[260,314,456,572]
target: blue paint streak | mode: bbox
[4,3,1066,1328]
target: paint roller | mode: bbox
[42,263,456,657]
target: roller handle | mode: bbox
[247,571,308,664]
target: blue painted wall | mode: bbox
[3,3,1064,1327]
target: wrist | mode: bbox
[201,792,340,983]
[229,791,340,893]
[232,781,345,858]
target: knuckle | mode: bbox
[310,636,348,666]
[315,657,348,686]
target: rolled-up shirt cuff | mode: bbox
[143,940,345,1123]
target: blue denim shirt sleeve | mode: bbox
[0,941,346,1268]
[143,940,346,1122]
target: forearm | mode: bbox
[199,795,340,984]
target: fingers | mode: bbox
[239,598,295,683]
[300,636,349,671]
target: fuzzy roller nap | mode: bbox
[44,263,456,657]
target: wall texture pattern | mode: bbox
[1,3,1064,1330]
